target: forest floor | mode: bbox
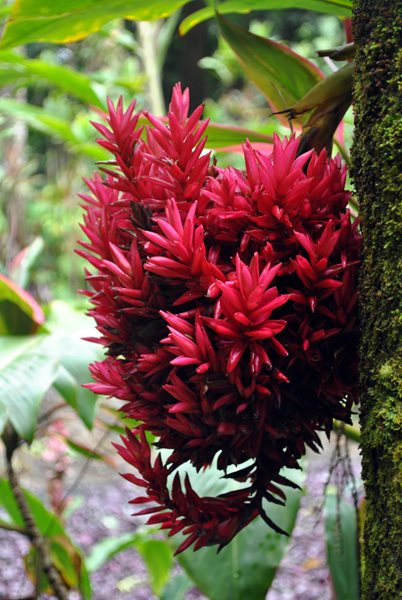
[0,415,361,600]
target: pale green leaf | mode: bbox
[0,335,58,441]
[45,301,104,428]
[1,0,189,48]
[0,50,103,106]
[0,98,77,143]
[136,539,173,595]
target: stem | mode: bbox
[0,520,29,536]
[333,419,361,443]
[137,21,166,115]
[3,429,69,600]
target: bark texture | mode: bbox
[352,1,402,598]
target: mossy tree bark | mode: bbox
[352,1,402,598]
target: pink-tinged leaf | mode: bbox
[0,273,44,335]
[217,13,323,125]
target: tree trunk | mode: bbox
[352,2,402,599]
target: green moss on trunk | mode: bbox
[351,1,402,598]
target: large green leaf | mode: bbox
[0,0,189,48]
[0,50,103,107]
[0,301,101,438]
[46,301,104,429]
[173,465,305,600]
[324,489,360,600]
[0,335,58,441]
[180,1,352,35]
[0,479,91,599]
[0,272,44,334]
[216,14,323,118]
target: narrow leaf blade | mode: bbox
[324,490,360,600]
[216,13,323,120]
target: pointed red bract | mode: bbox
[79,83,361,553]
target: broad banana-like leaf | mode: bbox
[0,0,189,48]
[170,459,305,600]
[0,335,58,441]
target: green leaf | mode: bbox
[0,50,103,107]
[0,479,91,599]
[136,539,173,596]
[324,489,360,600]
[172,465,305,600]
[217,13,323,118]
[0,0,190,48]
[205,122,274,152]
[64,437,116,466]
[86,529,173,594]
[180,1,352,36]
[0,477,65,532]
[160,573,193,600]
[0,335,58,441]
[0,98,78,143]
[0,98,107,158]
[53,365,78,409]
[0,272,44,334]
[0,4,12,19]
[8,237,44,290]
[45,301,103,428]
[86,532,142,572]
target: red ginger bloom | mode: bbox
[79,84,361,553]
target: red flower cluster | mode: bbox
[78,84,360,553]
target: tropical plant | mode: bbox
[0,1,371,599]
